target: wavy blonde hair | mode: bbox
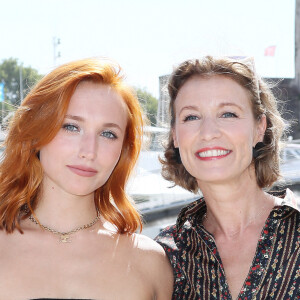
[161,56,286,192]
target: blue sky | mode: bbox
[0,0,296,97]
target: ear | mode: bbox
[172,128,179,148]
[254,114,267,144]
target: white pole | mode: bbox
[53,37,56,66]
[19,64,23,103]
[53,37,61,67]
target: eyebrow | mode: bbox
[219,102,244,110]
[65,114,123,131]
[178,102,243,115]
[65,114,84,122]
[178,105,198,115]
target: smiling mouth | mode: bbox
[196,148,232,161]
[198,149,231,158]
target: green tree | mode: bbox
[135,87,158,126]
[0,58,43,105]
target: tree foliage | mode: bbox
[0,58,43,105]
[0,60,159,127]
[135,87,158,126]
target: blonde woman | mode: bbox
[156,56,299,299]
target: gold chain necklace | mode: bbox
[29,212,100,243]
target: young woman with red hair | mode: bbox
[0,58,173,299]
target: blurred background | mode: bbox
[0,0,299,237]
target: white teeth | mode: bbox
[198,149,230,157]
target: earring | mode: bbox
[253,142,264,159]
[174,147,182,164]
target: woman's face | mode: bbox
[39,81,127,197]
[173,75,266,186]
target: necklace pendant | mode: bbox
[60,234,71,243]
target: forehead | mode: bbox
[67,81,128,124]
[71,80,122,102]
[175,75,252,109]
[69,81,126,110]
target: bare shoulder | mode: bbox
[99,220,167,255]
[115,232,170,262]
[132,232,167,253]
[128,233,174,299]
[130,233,172,272]
[96,221,173,298]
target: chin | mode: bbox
[198,171,249,187]
[70,191,95,197]
[195,170,235,184]
[197,178,227,186]
[65,185,97,197]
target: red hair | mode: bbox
[0,58,143,234]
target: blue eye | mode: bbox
[183,115,199,122]
[222,112,238,118]
[62,123,80,132]
[101,130,117,139]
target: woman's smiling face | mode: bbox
[172,75,266,186]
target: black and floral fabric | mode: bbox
[155,189,300,299]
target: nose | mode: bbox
[78,133,97,160]
[200,117,221,141]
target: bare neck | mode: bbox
[198,176,275,239]
[32,182,98,232]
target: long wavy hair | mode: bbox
[0,58,143,234]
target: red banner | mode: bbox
[264,45,276,56]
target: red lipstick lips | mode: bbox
[196,147,231,161]
[67,165,98,177]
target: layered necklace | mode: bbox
[29,212,100,243]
